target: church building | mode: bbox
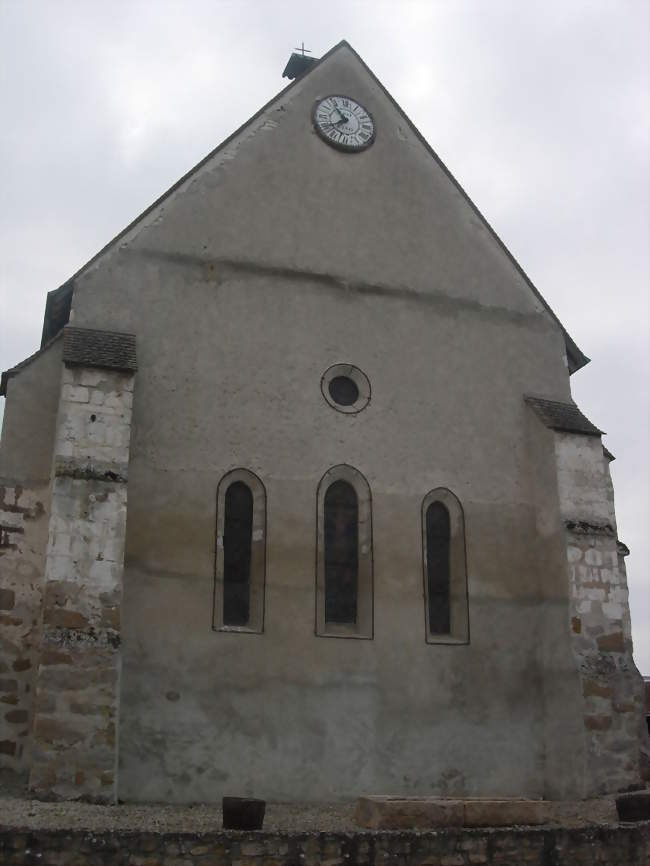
[0,41,644,804]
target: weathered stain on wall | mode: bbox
[29,365,135,802]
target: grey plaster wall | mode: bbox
[65,46,585,801]
[0,338,63,484]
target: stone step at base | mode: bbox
[355,795,549,829]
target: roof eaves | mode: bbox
[524,395,603,437]
[41,280,74,348]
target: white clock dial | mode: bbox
[312,95,375,152]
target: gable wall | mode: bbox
[62,48,586,801]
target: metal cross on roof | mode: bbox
[294,42,312,56]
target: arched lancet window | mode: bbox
[213,469,266,633]
[324,480,359,624]
[422,488,469,644]
[426,502,451,634]
[223,481,254,626]
[317,465,373,639]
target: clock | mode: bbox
[312,95,375,152]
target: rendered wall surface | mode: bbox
[0,338,63,485]
[29,364,134,802]
[59,47,592,803]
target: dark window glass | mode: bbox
[328,376,359,406]
[223,481,253,626]
[426,502,451,634]
[324,480,358,623]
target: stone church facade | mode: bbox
[0,42,644,804]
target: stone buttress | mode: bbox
[0,483,48,769]
[527,396,644,796]
[28,326,137,802]
[0,335,64,776]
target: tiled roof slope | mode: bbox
[63,326,137,372]
[525,396,602,437]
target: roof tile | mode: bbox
[63,326,137,372]
[525,396,602,437]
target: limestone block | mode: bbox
[79,370,106,387]
[567,546,582,563]
[462,799,548,827]
[599,567,614,584]
[355,796,463,829]
[602,601,623,620]
[584,548,603,566]
[104,392,132,411]
[62,385,90,404]
[584,588,606,602]
[0,511,25,531]
[355,797,549,829]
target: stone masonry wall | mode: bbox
[555,432,644,795]
[0,481,50,773]
[29,364,135,802]
[0,824,648,866]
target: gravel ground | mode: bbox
[0,796,358,834]
[0,773,620,834]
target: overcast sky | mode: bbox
[1,1,648,671]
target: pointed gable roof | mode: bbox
[37,40,587,373]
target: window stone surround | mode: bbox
[213,468,266,635]
[320,364,371,415]
[421,487,470,645]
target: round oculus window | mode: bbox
[321,364,371,414]
[328,376,359,406]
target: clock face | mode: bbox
[312,95,375,152]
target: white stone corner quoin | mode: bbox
[526,395,645,796]
[29,326,137,803]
